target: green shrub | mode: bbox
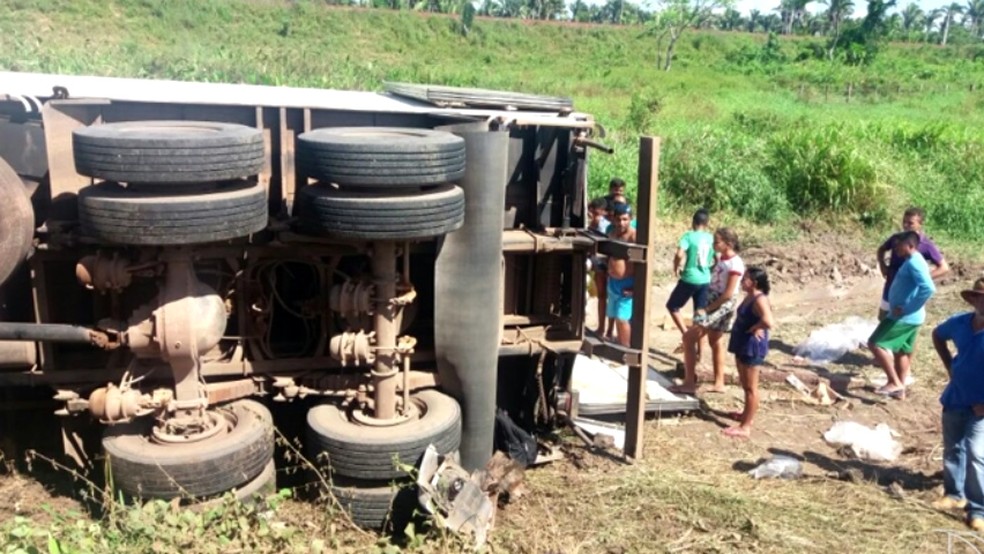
[765,125,885,223]
[625,89,664,134]
[662,128,788,223]
[884,122,952,154]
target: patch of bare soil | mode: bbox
[0,467,84,525]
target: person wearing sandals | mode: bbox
[722,267,773,439]
[672,227,744,395]
[867,231,936,400]
[931,278,984,529]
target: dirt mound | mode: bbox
[0,470,84,524]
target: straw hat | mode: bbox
[960,277,984,304]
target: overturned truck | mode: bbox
[0,73,657,527]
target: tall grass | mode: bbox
[2,0,984,240]
[766,125,883,222]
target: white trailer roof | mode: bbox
[0,71,593,127]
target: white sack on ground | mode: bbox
[823,421,902,462]
[794,316,878,364]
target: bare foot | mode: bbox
[722,426,751,438]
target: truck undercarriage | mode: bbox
[0,72,661,527]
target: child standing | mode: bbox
[672,228,744,395]
[587,197,610,335]
[666,209,714,351]
[724,266,774,438]
[606,203,637,346]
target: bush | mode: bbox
[625,89,664,134]
[662,128,788,223]
[723,33,788,75]
[765,125,885,223]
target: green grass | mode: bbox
[2,0,984,243]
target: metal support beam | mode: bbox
[581,335,641,366]
[595,238,647,263]
[371,241,399,420]
[624,136,660,461]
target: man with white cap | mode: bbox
[932,277,984,529]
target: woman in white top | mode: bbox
[671,227,744,395]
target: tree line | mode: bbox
[323,0,984,47]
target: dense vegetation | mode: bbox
[2,0,984,241]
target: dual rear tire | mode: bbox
[293,127,467,241]
[73,121,268,245]
[307,389,462,529]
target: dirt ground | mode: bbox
[3,230,984,553]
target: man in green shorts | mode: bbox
[867,231,936,400]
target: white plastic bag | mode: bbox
[748,456,803,479]
[794,316,878,364]
[823,421,902,462]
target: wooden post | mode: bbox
[624,136,660,460]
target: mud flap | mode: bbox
[434,127,508,471]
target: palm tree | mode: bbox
[822,0,854,57]
[924,8,943,40]
[939,3,964,44]
[747,9,762,31]
[776,0,791,33]
[860,0,897,35]
[570,0,589,20]
[801,11,824,34]
[762,12,784,32]
[965,0,984,38]
[900,3,924,41]
[719,7,743,30]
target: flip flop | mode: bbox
[875,386,903,397]
[888,388,906,400]
[668,385,698,396]
[721,426,750,439]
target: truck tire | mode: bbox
[195,460,277,510]
[0,158,33,287]
[331,478,418,530]
[73,121,264,184]
[294,184,464,240]
[78,181,267,245]
[103,400,274,500]
[306,389,461,481]
[297,127,465,187]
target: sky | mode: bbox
[732,0,955,17]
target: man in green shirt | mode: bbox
[667,209,715,344]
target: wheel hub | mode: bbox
[350,398,420,427]
[151,410,228,444]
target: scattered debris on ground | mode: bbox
[748,456,803,479]
[823,421,903,462]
